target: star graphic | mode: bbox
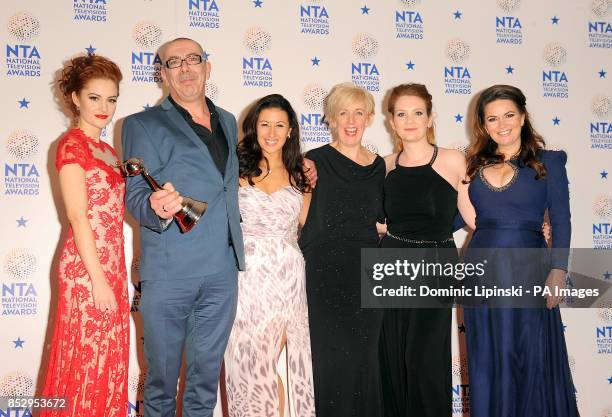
[18,98,30,108]
[458,324,466,333]
[604,271,611,280]
[453,10,462,19]
[608,376,612,384]
[13,337,25,348]
[505,66,514,74]
[16,216,27,227]
[455,113,464,123]
[361,5,370,14]
[599,69,607,78]
[203,51,210,61]
[253,0,263,7]
[552,117,560,126]
[601,170,609,179]
[406,61,415,70]
[85,44,96,55]
[143,104,151,110]
[311,56,320,66]
[551,16,559,24]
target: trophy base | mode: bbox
[175,197,208,233]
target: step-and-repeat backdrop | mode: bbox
[1,1,611,416]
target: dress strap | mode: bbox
[428,146,438,166]
[395,146,437,167]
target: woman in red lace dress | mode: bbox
[40,55,128,417]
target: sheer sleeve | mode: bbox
[544,150,571,271]
[56,134,89,171]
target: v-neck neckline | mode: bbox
[246,184,293,197]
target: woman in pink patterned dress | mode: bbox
[224,94,315,417]
[40,54,128,417]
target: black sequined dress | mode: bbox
[299,144,385,417]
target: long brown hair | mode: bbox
[238,94,309,193]
[387,83,435,150]
[466,84,546,181]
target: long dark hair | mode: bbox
[466,84,546,181]
[238,94,309,193]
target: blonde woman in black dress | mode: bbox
[299,83,386,417]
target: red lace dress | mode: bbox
[41,128,129,417]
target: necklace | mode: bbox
[499,147,521,161]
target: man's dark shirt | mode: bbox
[168,95,229,177]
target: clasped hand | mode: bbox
[303,158,318,188]
[149,182,183,219]
[544,268,566,309]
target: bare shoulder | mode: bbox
[437,147,466,167]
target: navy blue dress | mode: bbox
[463,150,578,417]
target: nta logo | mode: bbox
[352,33,378,60]
[595,297,612,322]
[398,0,421,7]
[497,0,521,13]
[592,95,611,119]
[243,27,272,55]
[132,21,163,49]
[4,248,37,281]
[0,372,34,396]
[6,130,39,161]
[543,42,567,67]
[129,371,147,394]
[7,12,40,42]
[593,194,612,219]
[451,355,468,379]
[591,0,610,17]
[446,38,470,64]
[302,84,328,112]
[205,81,219,103]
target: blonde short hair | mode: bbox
[324,83,375,125]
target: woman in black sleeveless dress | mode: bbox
[378,84,470,417]
[299,83,385,417]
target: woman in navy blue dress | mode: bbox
[459,85,578,417]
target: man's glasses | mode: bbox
[165,54,205,69]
